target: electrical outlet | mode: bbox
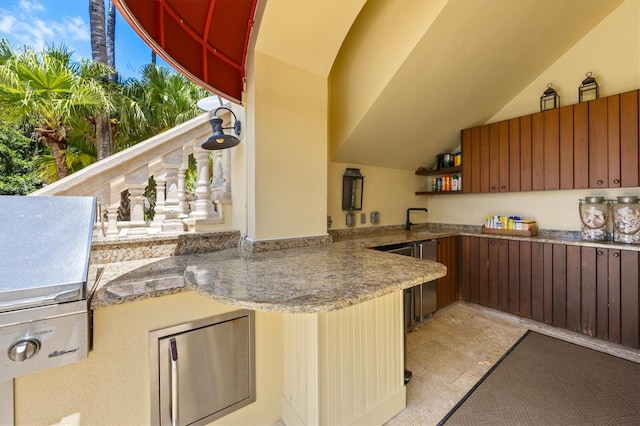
[360,213,366,224]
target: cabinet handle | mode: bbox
[169,338,179,426]
[499,241,505,246]
[597,250,604,256]
[490,240,495,244]
[597,179,604,185]
[501,185,506,190]
[613,179,620,184]
[613,252,620,258]
[491,186,497,190]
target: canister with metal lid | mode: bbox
[611,196,640,244]
[579,196,608,241]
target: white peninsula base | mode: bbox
[281,291,406,425]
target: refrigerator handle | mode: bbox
[169,338,179,426]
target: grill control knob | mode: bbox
[8,338,41,362]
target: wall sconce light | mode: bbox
[579,72,599,103]
[201,107,242,150]
[342,168,364,211]
[540,83,560,111]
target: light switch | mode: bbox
[360,213,366,224]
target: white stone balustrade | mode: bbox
[30,111,236,239]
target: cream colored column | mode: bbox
[184,146,223,231]
[150,173,166,233]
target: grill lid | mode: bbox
[0,196,95,311]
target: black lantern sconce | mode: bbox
[540,83,560,111]
[201,107,242,150]
[579,72,599,103]
[342,168,364,211]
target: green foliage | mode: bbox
[0,122,44,194]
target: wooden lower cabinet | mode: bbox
[436,236,459,310]
[460,236,640,349]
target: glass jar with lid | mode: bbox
[612,196,640,244]
[579,196,608,241]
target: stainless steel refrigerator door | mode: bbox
[152,311,255,426]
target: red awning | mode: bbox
[114,0,257,104]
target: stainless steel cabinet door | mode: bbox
[153,311,255,426]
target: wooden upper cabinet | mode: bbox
[620,89,639,188]
[458,89,638,193]
[589,97,609,188]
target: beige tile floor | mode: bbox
[386,301,640,425]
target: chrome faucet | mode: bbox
[406,208,428,231]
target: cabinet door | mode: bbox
[487,239,499,309]
[471,126,482,193]
[509,117,521,191]
[436,236,459,309]
[580,247,597,337]
[461,128,472,194]
[531,111,545,191]
[620,90,639,188]
[531,242,545,322]
[518,241,532,319]
[565,245,581,333]
[559,105,574,189]
[520,115,533,191]
[574,102,589,188]
[507,240,520,315]
[498,121,510,192]
[460,236,472,301]
[489,122,500,193]
[478,237,489,306]
[480,125,491,193]
[543,108,560,190]
[607,95,621,187]
[620,250,639,348]
[552,244,567,328]
[589,97,608,188]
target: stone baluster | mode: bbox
[162,150,186,233]
[124,166,149,236]
[190,147,217,220]
[211,151,224,201]
[149,174,166,234]
[177,164,189,217]
[105,205,120,237]
[184,145,222,231]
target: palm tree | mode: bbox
[0,39,114,181]
[114,64,207,150]
[89,0,116,159]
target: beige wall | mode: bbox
[328,162,430,230]
[331,0,639,232]
[15,293,284,425]
[246,52,328,241]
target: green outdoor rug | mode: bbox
[439,331,640,425]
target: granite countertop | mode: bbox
[91,226,640,313]
[92,236,447,313]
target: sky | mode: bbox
[0,0,172,79]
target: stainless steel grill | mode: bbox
[0,195,97,424]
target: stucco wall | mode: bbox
[14,293,283,425]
